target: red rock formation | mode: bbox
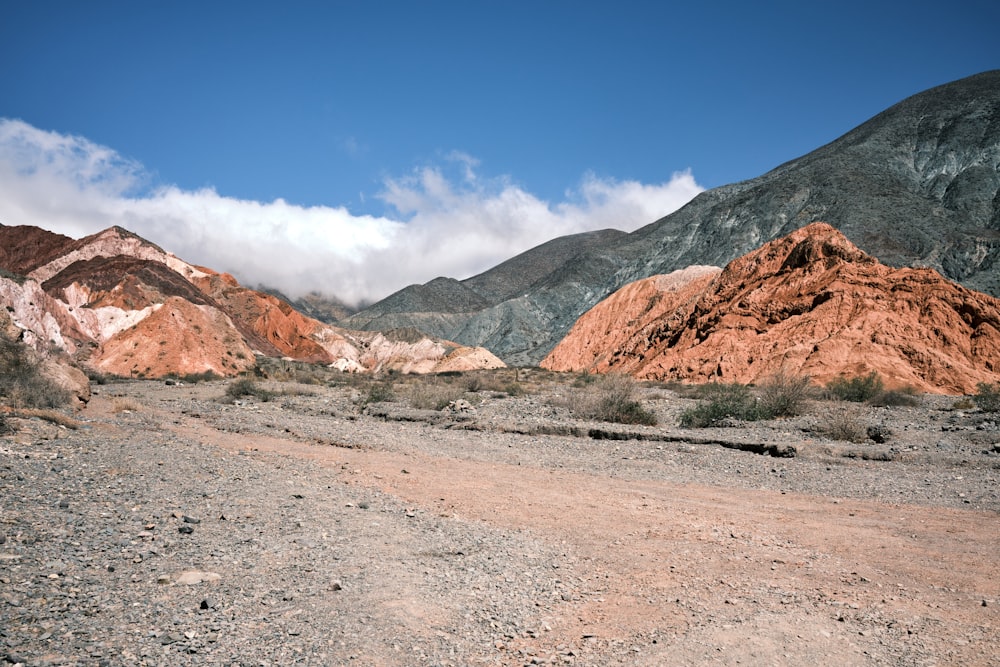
[88,297,256,378]
[1,224,505,378]
[543,223,1000,394]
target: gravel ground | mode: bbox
[2,373,999,665]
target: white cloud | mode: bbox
[0,118,703,306]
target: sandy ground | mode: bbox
[3,375,999,665]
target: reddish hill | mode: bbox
[542,223,1000,394]
[0,224,505,378]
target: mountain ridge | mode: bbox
[346,70,1000,365]
[0,223,505,378]
[542,223,1000,394]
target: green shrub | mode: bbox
[679,383,759,427]
[225,378,274,402]
[757,371,811,418]
[974,382,1000,412]
[178,370,222,384]
[570,374,657,426]
[826,371,884,403]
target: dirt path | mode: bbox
[160,401,1000,666]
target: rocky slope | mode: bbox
[0,224,504,378]
[543,223,1000,394]
[348,71,1000,365]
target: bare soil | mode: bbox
[2,371,999,666]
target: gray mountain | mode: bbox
[342,228,626,336]
[347,70,1000,366]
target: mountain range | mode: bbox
[344,70,1000,366]
[0,225,504,379]
[1,71,998,391]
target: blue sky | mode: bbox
[0,1,997,304]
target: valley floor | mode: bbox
[2,376,999,666]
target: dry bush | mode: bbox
[566,373,657,426]
[462,369,525,397]
[111,397,144,413]
[679,383,757,427]
[0,337,72,409]
[826,371,884,403]
[818,405,869,442]
[224,378,274,402]
[974,382,1000,412]
[756,371,812,417]
[407,380,471,411]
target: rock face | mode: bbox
[348,71,1000,365]
[0,224,503,378]
[542,223,1000,394]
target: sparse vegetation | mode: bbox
[826,371,884,403]
[112,397,144,413]
[679,382,759,427]
[869,387,920,407]
[568,373,657,426]
[818,405,869,442]
[756,371,812,418]
[361,381,395,406]
[224,378,274,402]
[973,382,1000,412]
[407,380,470,411]
[0,336,72,409]
[176,370,222,384]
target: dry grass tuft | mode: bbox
[111,397,144,413]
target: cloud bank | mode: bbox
[0,119,703,306]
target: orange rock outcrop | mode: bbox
[543,223,1000,394]
[1,224,505,378]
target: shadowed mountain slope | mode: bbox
[347,71,1000,365]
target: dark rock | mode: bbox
[178,525,194,535]
[867,425,892,443]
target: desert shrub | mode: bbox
[826,372,884,403]
[952,397,976,410]
[757,371,811,418]
[973,382,1000,412]
[569,374,657,426]
[462,370,526,397]
[818,406,869,442]
[225,378,274,402]
[679,382,759,427]
[111,397,144,413]
[0,337,72,409]
[177,370,222,384]
[869,387,920,407]
[361,381,395,406]
[407,381,469,411]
